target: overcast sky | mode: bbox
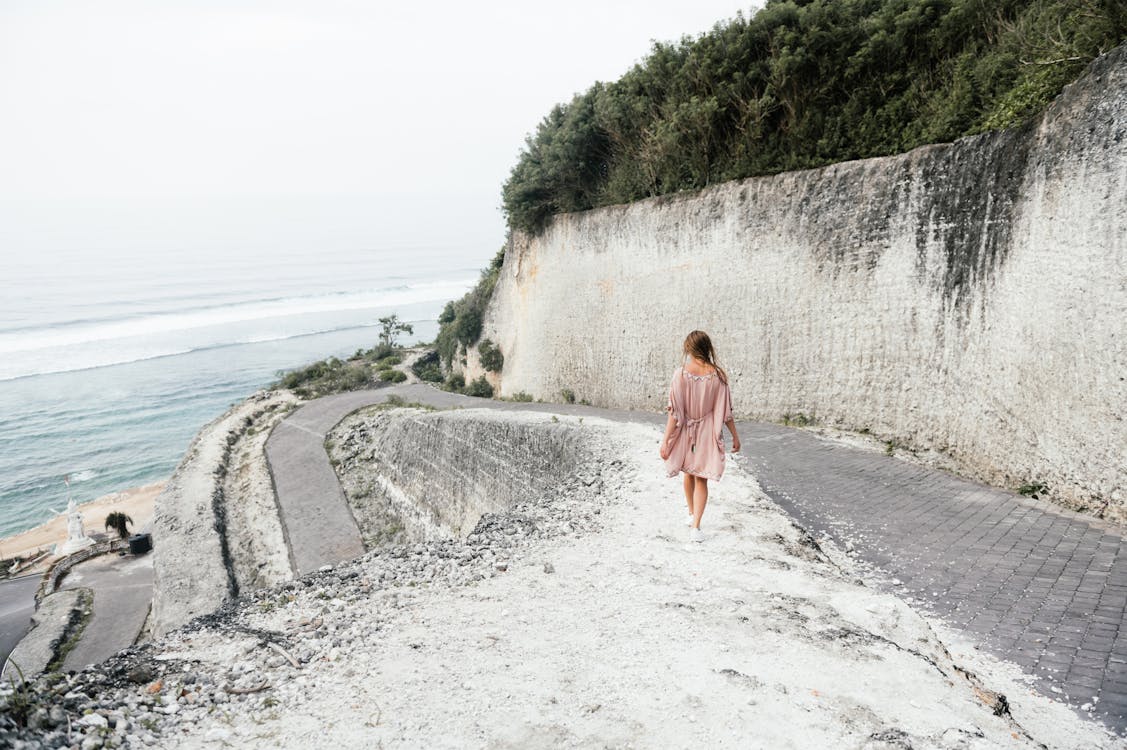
[0,1,757,263]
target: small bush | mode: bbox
[379,369,407,384]
[478,339,504,373]
[411,350,444,383]
[560,388,576,404]
[362,343,396,362]
[377,354,402,367]
[444,373,465,391]
[275,357,373,398]
[464,376,494,398]
[506,391,534,402]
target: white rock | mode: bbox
[77,713,108,728]
[205,727,233,743]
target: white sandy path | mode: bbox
[164,418,1113,749]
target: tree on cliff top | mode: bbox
[378,314,414,348]
[502,0,1127,234]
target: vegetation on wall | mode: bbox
[435,247,506,367]
[502,0,1126,233]
[477,339,504,372]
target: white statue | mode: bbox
[57,477,94,555]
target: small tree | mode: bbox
[378,314,414,348]
[105,512,133,540]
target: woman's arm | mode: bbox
[725,417,741,453]
[659,412,676,459]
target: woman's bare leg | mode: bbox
[682,472,694,516]
[691,476,709,528]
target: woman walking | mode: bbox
[659,330,741,543]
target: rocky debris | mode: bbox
[0,411,628,749]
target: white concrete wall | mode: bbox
[474,47,1126,519]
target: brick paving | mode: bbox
[738,422,1127,735]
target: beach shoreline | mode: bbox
[0,481,166,564]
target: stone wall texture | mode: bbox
[330,409,592,546]
[473,46,1126,519]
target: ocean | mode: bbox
[0,244,483,540]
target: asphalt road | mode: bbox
[0,574,41,668]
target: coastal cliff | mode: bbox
[472,45,1127,519]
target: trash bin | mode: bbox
[128,533,152,555]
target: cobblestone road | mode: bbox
[739,423,1127,736]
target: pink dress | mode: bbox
[664,367,734,480]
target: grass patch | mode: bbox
[380,395,439,411]
[48,588,93,674]
[782,412,815,427]
[499,391,535,403]
[1017,482,1049,499]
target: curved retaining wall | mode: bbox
[472,46,1126,519]
[151,391,294,637]
[329,408,592,546]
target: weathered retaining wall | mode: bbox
[151,391,295,637]
[473,46,1126,519]
[329,409,592,546]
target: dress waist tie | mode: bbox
[685,416,705,453]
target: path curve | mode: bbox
[267,383,1126,735]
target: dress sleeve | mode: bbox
[666,369,680,423]
[720,380,733,423]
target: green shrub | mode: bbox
[379,369,407,384]
[444,373,465,391]
[436,247,506,367]
[361,343,395,362]
[502,391,534,402]
[502,0,1127,234]
[275,357,373,398]
[411,350,444,382]
[377,355,402,367]
[478,339,504,372]
[560,388,576,404]
[464,376,494,398]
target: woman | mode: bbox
[659,330,741,543]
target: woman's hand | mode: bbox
[659,439,670,460]
[731,435,741,453]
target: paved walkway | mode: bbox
[59,552,153,671]
[267,384,1126,735]
[740,423,1127,735]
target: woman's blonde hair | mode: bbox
[683,330,728,384]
